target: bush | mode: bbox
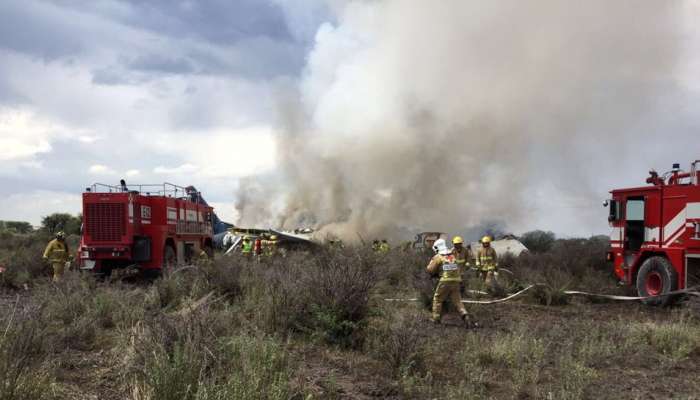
[366,310,426,376]
[0,306,53,400]
[0,233,49,289]
[519,230,556,254]
[243,247,378,348]
[126,310,303,400]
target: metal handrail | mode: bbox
[87,182,203,203]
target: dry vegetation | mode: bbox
[1,234,700,399]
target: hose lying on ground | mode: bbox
[385,285,700,304]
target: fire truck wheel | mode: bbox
[162,245,177,275]
[636,256,677,306]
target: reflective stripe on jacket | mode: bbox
[476,247,498,271]
[43,239,70,263]
[427,253,463,283]
[453,247,471,268]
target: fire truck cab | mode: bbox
[607,160,700,305]
[79,182,214,275]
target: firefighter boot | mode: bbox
[461,313,480,329]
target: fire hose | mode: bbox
[385,285,700,304]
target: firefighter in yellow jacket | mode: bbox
[241,236,253,257]
[426,238,471,326]
[475,236,499,290]
[261,235,278,257]
[451,236,472,293]
[43,231,72,282]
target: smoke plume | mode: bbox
[236,0,685,241]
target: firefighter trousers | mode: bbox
[479,270,500,292]
[52,262,66,282]
[432,281,467,322]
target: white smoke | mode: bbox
[236,0,687,240]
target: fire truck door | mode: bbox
[624,197,645,253]
[662,195,688,247]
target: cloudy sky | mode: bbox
[0,0,331,225]
[1,1,699,238]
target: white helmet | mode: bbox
[432,238,451,255]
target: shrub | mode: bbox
[126,310,302,400]
[0,234,49,289]
[0,306,53,400]
[366,310,426,376]
[243,247,378,348]
[519,230,556,254]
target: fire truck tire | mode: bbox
[636,256,677,306]
[162,245,177,274]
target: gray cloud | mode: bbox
[0,2,85,61]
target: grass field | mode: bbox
[1,234,699,399]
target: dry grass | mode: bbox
[1,233,700,399]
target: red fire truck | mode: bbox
[607,160,700,305]
[79,182,214,275]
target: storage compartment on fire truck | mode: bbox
[133,236,151,262]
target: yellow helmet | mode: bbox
[56,231,66,239]
[270,235,278,240]
[481,236,492,244]
[452,236,464,245]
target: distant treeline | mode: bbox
[0,213,82,236]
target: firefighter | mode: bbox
[254,237,263,256]
[372,240,381,252]
[43,231,72,282]
[452,236,472,269]
[426,238,471,326]
[475,236,499,291]
[451,236,472,293]
[261,235,278,257]
[241,236,253,257]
